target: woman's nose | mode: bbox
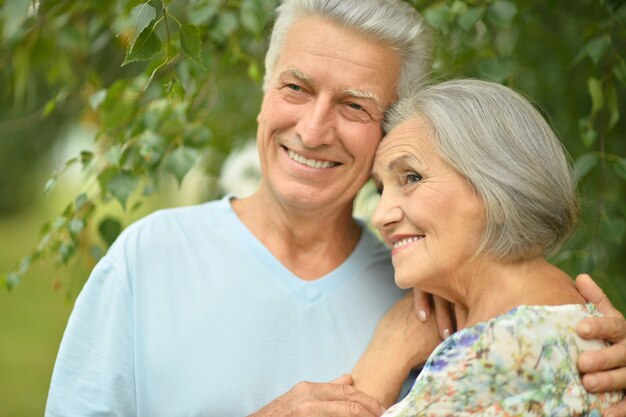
[371,192,403,232]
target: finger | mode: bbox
[412,288,430,322]
[579,343,626,373]
[604,400,626,417]
[577,316,626,343]
[295,382,385,416]
[576,274,622,318]
[302,400,379,417]
[581,367,626,393]
[433,296,453,339]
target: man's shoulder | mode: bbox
[108,197,232,254]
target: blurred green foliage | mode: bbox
[0,0,624,311]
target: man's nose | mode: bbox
[296,98,335,148]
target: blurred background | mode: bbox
[1,0,625,415]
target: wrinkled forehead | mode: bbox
[373,117,433,170]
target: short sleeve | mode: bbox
[45,255,136,416]
[383,305,620,416]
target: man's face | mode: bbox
[256,15,401,212]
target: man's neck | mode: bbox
[231,189,362,281]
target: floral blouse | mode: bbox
[384,304,623,416]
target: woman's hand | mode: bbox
[412,289,457,338]
[352,292,442,408]
[575,274,626,417]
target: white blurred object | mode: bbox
[219,141,261,198]
[353,180,380,222]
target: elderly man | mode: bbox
[46,1,626,416]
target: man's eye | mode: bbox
[286,84,303,92]
[347,102,364,111]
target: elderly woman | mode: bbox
[360,79,623,415]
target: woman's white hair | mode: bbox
[263,0,431,99]
[385,79,579,262]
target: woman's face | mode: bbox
[371,117,486,296]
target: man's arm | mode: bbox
[351,293,441,408]
[576,274,626,417]
[247,375,386,417]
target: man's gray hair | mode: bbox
[263,0,431,99]
[385,79,579,262]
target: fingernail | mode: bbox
[585,374,599,391]
[579,322,592,336]
[443,328,450,339]
[418,310,427,322]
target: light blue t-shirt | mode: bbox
[46,196,403,416]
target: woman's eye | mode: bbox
[404,172,422,184]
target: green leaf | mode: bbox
[488,1,517,28]
[58,242,75,264]
[615,158,626,181]
[166,147,199,185]
[574,153,599,182]
[75,193,88,210]
[43,99,56,117]
[606,84,619,130]
[585,35,611,65]
[184,126,213,148]
[99,217,122,247]
[89,89,107,110]
[122,23,161,66]
[614,59,626,87]
[458,7,485,30]
[478,57,512,83]
[587,77,604,114]
[180,24,204,66]
[108,171,139,209]
[187,2,220,25]
[450,1,469,15]
[127,3,156,49]
[578,118,597,147]
[139,130,167,167]
[5,272,21,290]
[18,255,31,275]
[240,2,262,35]
[1,0,31,40]
[68,218,85,239]
[105,145,123,166]
[210,12,238,42]
[80,151,94,168]
[90,245,105,262]
[44,175,57,196]
[247,61,261,82]
[600,218,626,244]
[424,5,453,30]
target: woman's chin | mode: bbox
[394,274,417,290]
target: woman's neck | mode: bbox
[451,257,585,329]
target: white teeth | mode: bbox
[393,236,424,249]
[287,149,336,169]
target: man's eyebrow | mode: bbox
[344,88,382,108]
[279,67,312,83]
